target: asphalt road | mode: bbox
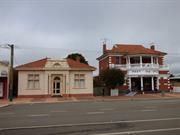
[0,99,180,135]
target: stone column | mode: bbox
[151,77,154,91]
[140,56,142,68]
[156,77,159,90]
[129,77,131,91]
[151,56,153,67]
[128,56,131,68]
[126,56,128,68]
[141,77,143,91]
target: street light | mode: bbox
[0,44,14,101]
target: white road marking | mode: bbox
[51,110,67,113]
[144,106,157,109]
[92,127,180,135]
[99,108,114,111]
[1,117,180,131]
[28,114,49,117]
[141,109,157,112]
[87,112,105,115]
[0,112,14,115]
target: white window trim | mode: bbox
[74,74,86,89]
[27,74,40,90]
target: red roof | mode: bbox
[67,58,95,70]
[16,58,96,71]
[15,58,48,69]
[111,44,166,55]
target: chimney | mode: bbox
[103,44,106,54]
[150,45,155,50]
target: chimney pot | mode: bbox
[103,44,106,54]
[150,45,155,50]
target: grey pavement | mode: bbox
[0,99,180,135]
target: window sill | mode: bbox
[72,87,86,89]
[27,88,41,90]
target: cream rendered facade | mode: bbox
[17,59,94,97]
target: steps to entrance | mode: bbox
[126,91,137,96]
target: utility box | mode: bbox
[111,89,119,96]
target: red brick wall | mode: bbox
[159,77,170,90]
[111,56,115,64]
[110,56,126,64]
[99,57,109,73]
[117,78,129,90]
[158,56,163,65]
[117,85,129,90]
[159,71,169,74]
[121,57,126,64]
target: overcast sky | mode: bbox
[0,0,179,75]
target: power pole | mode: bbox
[8,44,14,102]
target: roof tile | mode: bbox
[111,44,166,55]
[15,58,48,69]
[15,58,96,71]
[67,58,96,70]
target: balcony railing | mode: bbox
[159,65,169,70]
[111,63,169,70]
[128,69,159,75]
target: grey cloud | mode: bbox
[0,0,179,75]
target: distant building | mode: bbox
[97,44,170,93]
[170,75,180,92]
[0,61,9,99]
[16,58,96,97]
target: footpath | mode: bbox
[1,93,180,108]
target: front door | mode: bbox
[131,78,141,92]
[0,82,3,98]
[53,77,61,96]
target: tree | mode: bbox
[93,76,103,87]
[100,68,125,89]
[67,53,88,65]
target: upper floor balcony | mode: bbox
[110,63,169,76]
[109,55,169,75]
[110,63,168,70]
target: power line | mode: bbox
[1,44,180,55]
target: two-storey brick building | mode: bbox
[97,44,170,93]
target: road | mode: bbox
[0,99,180,135]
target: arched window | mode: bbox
[54,77,60,81]
[53,63,61,68]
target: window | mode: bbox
[115,56,120,64]
[53,63,61,68]
[28,74,40,89]
[74,74,85,88]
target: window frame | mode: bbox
[27,74,40,90]
[74,74,85,89]
[115,56,121,64]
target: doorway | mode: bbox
[143,77,152,91]
[53,77,61,96]
[131,77,141,92]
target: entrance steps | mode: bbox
[126,91,137,96]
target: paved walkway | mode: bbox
[1,93,180,107]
